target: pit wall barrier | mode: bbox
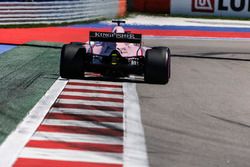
[128,0,171,14]
[0,0,127,26]
[128,0,250,18]
[172,0,250,18]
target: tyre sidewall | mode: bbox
[60,44,85,79]
[145,47,171,84]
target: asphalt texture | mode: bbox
[1,38,250,167]
[0,42,61,144]
[138,39,250,167]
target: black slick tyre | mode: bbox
[144,47,171,84]
[60,44,85,79]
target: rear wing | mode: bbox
[89,31,142,43]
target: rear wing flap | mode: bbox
[89,31,142,43]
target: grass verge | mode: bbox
[0,41,62,144]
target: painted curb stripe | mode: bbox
[45,113,123,123]
[0,44,16,55]
[11,79,125,166]
[49,108,123,117]
[1,79,149,167]
[65,85,122,92]
[37,125,123,136]
[14,158,122,167]
[53,103,123,112]
[67,82,123,88]
[68,22,250,32]
[63,88,124,95]
[31,132,123,145]
[42,119,123,130]
[26,140,123,153]
[58,94,123,103]
[1,25,250,45]
[18,148,123,164]
[56,98,123,107]
[61,91,124,99]
[143,35,250,41]
[69,79,122,85]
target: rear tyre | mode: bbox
[144,47,171,84]
[60,44,85,79]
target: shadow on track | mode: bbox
[172,54,250,62]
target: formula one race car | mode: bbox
[60,19,171,84]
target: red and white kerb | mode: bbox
[13,80,124,167]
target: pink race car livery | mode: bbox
[60,20,171,84]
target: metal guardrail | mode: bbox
[0,0,120,25]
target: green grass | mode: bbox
[0,41,62,144]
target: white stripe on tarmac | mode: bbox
[19,147,123,164]
[123,83,149,167]
[56,99,124,107]
[42,119,123,130]
[31,132,123,145]
[69,79,122,85]
[65,85,122,92]
[0,79,68,167]
[50,108,123,117]
[61,91,124,99]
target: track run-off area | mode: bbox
[1,15,250,167]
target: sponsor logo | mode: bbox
[192,0,215,12]
[94,32,135,39]
[218,0,248,12]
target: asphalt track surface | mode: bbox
[1,38,250,167]
[138,39,250,167]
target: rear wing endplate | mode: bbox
[89,31,142,43]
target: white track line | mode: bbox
[19,147,123,164]
[61,91,124,99]
[123,83,149,167]
[31,132,123,145]
[0,78,68,167]
[50,108,123,117]
[56,99,123,107]
[42,119,123,130]
[65,85,122,92]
